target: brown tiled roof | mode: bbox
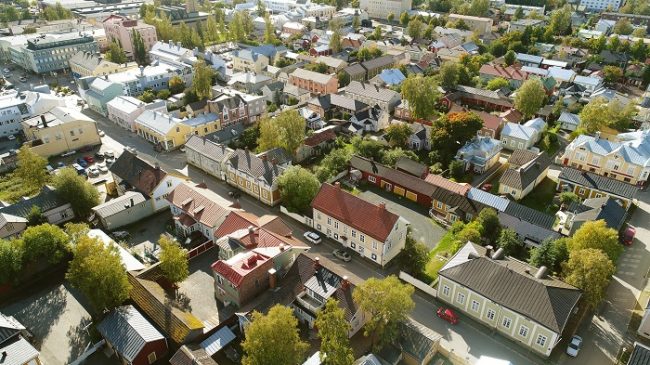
[304,128,337,147]
[350,155,437,196]
[479,64,529,81]
[311,183,399,242]
[500,109,523,123]
[211,251,272,287]
[424,174,471,196]
[110,150,167,195]
[166,182,237,228]
[476,110,502,131]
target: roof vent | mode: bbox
[535,266,547,279]
[491,247,505,260]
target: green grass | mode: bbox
[424,231,458,281]
[520,178,558,213]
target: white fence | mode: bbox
[68,339,106,365]
[280,206,313,228]
[399,271,437,298]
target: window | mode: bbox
[436,201,443,209]
[591,156,600,165]
[334,221,339,229]
[627,166,635,175]
[486,309,495,320]
[147,352,157,364]
[217,275,223,285]
[471,300,479,312]
[351,230,356,238]
[502,317,511,329]
[519,325,528,337]
[167,181,172,187]
[536,334,547,347]
[371,253,377,260]
[368,175,376,183]
[69,130,75,136]
[351,242,356,249]
[360,234,365,243]
[327,217,332,225]
[456,292,465,304]
[442,285,450,296]
[578,188,585,195]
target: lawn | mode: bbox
[424,231,458,282]
[520,178,558,213]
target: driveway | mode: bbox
[1,283,98,365]
[357,187,446,250]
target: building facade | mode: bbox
[359,0,412,19]
[10,32,99,73]
[225,149,288,206]
[288,68,338,95]
[102,14,158,56]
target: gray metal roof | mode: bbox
[559,167,639,200]
[503,201,555,229]
[629,342,650,365]
[345,81,399,103]
[200,326,236,356]
[0,186,68,218]
[439,243,581,333]
[92,191,147,218]
[0,336,40,365]
[467,188,510,212]
[498,211,560,245]
[0,314,24,345]
[499,151,551,190]
[97,305,165,362]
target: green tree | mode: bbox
[514,79,545,119]
[401,75,440,120]
[351,135,384,161]
[602,65,623,85]
[329,30,342,54]
[400,11,410,27]
[15,145,48,191]
[257,109,306,154]
[242,305,309,365]
[264,14,277,44]
[352,15,360,31]
[315,148,351,182]
[381,148,419,167]
[563,248,614,310]
[486,77,510,90]
[132,29,148,66]
[567,220,623,262]
[448,160,464,180]
[0,238,23,285]
[168,75,186,94]
[157,89,171,100]
[387,12,395,23]
[548,5,572,35]
[397,233,429,277]
[26,205,46,226]
[407,18,424,39]
[337,70,350,87]
[438,61,459,90]
[66,235,132,310]
[529,237,568,274]
[384,123,413,148]
[158,235,189,286]
[22,223,69,264]
[52,167,100,218]
[105,41,127,64]
[478,208,501,240]
[632,27,647,38]
[504,50,516,66]
[559,192,579,205]
[496,228,521,256]
[191,60,214,99]
[429,112,483,165]
[513,6,524,20]
[579,97,636,133]
[468,0,489,16]
[353,276,415,350]
[613,19,634,35]
[277,166,320,213]
[315,299,355,365]
[139,90,156,103]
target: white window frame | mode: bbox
[368,175,376,183]
[486,309,495,320]
[536,334,547,347]
[471,300,479,312]
[502,317,512,329]
[519,325,528,337]
[456,292,465,305]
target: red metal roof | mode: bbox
[424,174,471,196]
[311,183,399,242]
[479,64,529,81]
[211,251,272,287]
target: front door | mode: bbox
[384,182,392,192]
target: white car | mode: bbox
[303,231,322,244]
[126,146,137,155]
[566,335,582,357]
[98,129,105,137]
[87,166,100,177]
[97,163,109,173]
[103,150,115,158]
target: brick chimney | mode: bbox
[260,153,267,161]
[378,202,386,210]
[334,182,341,189]
[341,275,350,290]
[314,257,320,270]
[268,268,277,289]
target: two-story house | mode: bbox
[106,96,167,132]
[500,118,546,151]
[208,92,250,127]
[559,131,650,186]
[289,68,338,95]
[0,186,74,238]
[455,136,503,174]
[499,150,551,200]
[344,81,401,112]
[225,148,290,206]
[291,254,366,337]
[479,64,529,89]
[110,150,186,212]
[231,45,284,73]
[184,135,234,181]
[82,77,125,116]
[437,242,582,357]
[557,166,638,209]
[311,182,409,266]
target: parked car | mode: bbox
[103,150,114,159]
[7,135,15,141]
[57,161,65,168]
[228,190,241,199]
[566,335,582,357]
[436,307,459,325]
[125,146,137,155]
[303,231,322,244]
[87,166,99,177]
[72,163,87,176]
[111,231,130,240]
[333,249,352,262]
[480,183,492,192]
[98,129,105,137]
[76,158,88,168]
[45,165,54,174]
[94,152,105,161]
[61,150,76,157]
[83,155,94,164]
[97,162,109,173]
[621,226,636,246]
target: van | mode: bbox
[72,163,87,176]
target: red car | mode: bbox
[437,307,459,325]
[480,183,493,192]
[83,155,94,164]
[621,226,636,246]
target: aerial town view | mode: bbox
[0,0,650,363]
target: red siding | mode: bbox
[360,171,432,207]
[131,338,168,365]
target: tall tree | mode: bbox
[548,5,572,35]
[486,77,510,90]
[529,237,568,274]
[353,276,415,350]
[384,123,413,148]
[602,65,623,85]
[438,61,459,90]
[496,228,521,256]
[504,50,516,66]
[105,40,127,64]
[132,29,148,66]
[563,248,614,310]
[158,235,189,286]
[66,235,132,311]
[401,75,440,120]
[514,79,545,119]
[329,30,342,54]
[400,11,410,27]
[478,208,501,240]
[397,233,429,277]
[579,97,636,132]
[315,299,355,365]
[257,109,306,154]
[407,18,424,39]
[242,305,309,365]
[567,220,623,262]
[191,60,214,99]
[468,0,489,16]
[429,112,483,165]
[387,12,395,23]
[21,223,69,264]
[26,205,46,226]
[277,166,320,214]
[52,167,100,218]
[15,145,48,191]
[168,75,186,94]
[0,238,22,285]
[381,148,419,167]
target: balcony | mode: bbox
[296,292,323,314]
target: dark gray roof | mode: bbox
[330,94,368,112]
[395,157,428,177]
[499,151,551,190]
[361,55,395,71]
[185,135,234,160]
[559,167,638,200]
[344,63,366,77]
[205,123,246,144]
[258,147,292,166]
[0,313,23,345]
[570,197,626,231]
[96,305,165,362]
[506,149,539,168]
[308,95,331,110]
[0,186,68,218]
[110,150,168,196]
[345,81,399,103]
[498,211,561,245]
[227,149,286,185]
[398,320,440,361]
[170,345,218,365]
[503,201,555,229]
[629,342,650,365]
[439,244,581,333]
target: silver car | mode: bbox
[333,249,352,262]
[566,335,582,357]
[303,231,322,244]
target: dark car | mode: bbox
[621,226,636,246]
[76,158,88,168]
[83,155,94,164]
[57,161,65,168]
[229,190,241,199]
[437,307,459,325]
[94,152,105,161]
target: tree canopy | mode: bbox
[242,305,309,365]
[397,233,429,278]
[191,60,214,100]
[529,237,568,274]
[438,62,459,90]
[22,223,69,264]
[315,299,355,365]
[401,75,440,120]
[429,112,483,165]
[353,276,415,350]
[514,79,545,119]
[257,109,306,154]
[496,228,521,256]
[0,238,23,285]
[384,123,413,148]
[158,235,189,286]
[563,248,614,310]
[567,220,623,262]
[579,97,636,133]
[277,166,320,214]
[52,167,100,218]
[105,41,127,64]
[478,208,501,241]
[486,77,510,90]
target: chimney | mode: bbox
[1,351,6,362]
[40,114,48,128]
[130,198,134,207]
[271,157,278,165]
[261,154,267,161]
[248,225,255,235]
[268,268,277,288]
[154,162,160,170]
[535,266,548,279]
[485,245,493,258]
[314,257,320,270]
[334,182,341,189]
[341,275,350,290]
[491,247,504,260]
[378,202,386,210]
[139,65,144,77]
[279,243,285,251]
